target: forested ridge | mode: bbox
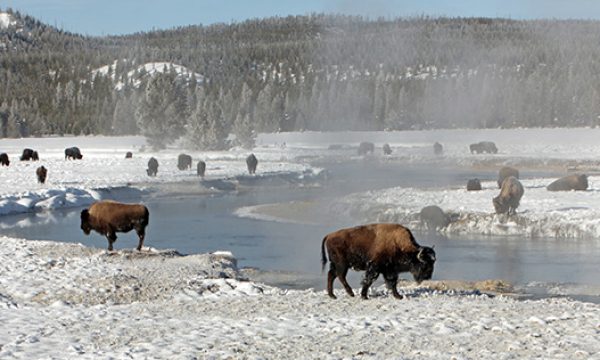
[2,8,600,149]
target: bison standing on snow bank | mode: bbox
[493,176,524,215]
[420,205,450,230]
[65,147,83,160]
[321,223,436,299]
[147,157,159,177]
[36,165,47,184]
[546,174,588,191]
[20,148,39,161]
[177,153,192,170]
[197,160,206,178]
[357,141,375,155]
[470,141,497,154]
[383,143,392,155]
[80,200,149,251]
[467,178,482,191]
[433,142,443,155]
[0,153,9,166]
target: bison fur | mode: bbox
[246,153,258,174]
[321,223,436,300]
[497,166,519,188]
[493,176,524,215]
[0,153,9,166]
[147,157,159,177]
[177,153,192,170]
[65,147,83,160]
[36,165,47,184]
[546,174,588,191]
[80,200,149,251]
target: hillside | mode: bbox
[2,9,600,149]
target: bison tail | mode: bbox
[321,236,328,273]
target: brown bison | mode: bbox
[321,223,436,300]
[177,153,192,170]
[466,178,482,191]
[420,205,450,230]
[546,174,588,191]
[497,166,519,188]
[383,143,392,155]
[20,148,39,161]
[357,142,375,155]
[147,157,159,177]
[197,160,206,178]
[493,176,524,215]
[469,141,498,154]
[65,147,83,160]
[36,166,47,184]
[433,142,443,155]
[80,200,149,251]
[246,153,258,174]
[125,151,133,159]
[0,153,9,166]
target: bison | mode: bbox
[497,166,519,188]
[125,151,133,159]
[469,141,498,154]
[357,142,375,155]
[147,157,159,177]
[20,148,39,161]
[321,223,436,300]
[383,143,392,155]
[420,205,450,231]
[246,153,258,174]
[466,178,482,191]
[36,165,47,184]
[197,160,206,178]
[0,153,9,166]
[80,200,149,251]
[65,147,83,160]
[177,153,192,170]
[546,174,588,191]
[493,176,524,215]
[433,142,443,155]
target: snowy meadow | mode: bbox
[1,128,600,359]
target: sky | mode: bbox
[3,0,600,36]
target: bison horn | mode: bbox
[417,247,426,263]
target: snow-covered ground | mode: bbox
[2,128,600,358]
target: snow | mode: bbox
[1,128,600,358]
[0,12,15,29]
[91,61,204,90]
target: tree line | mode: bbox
[2,9,600,149]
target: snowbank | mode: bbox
[0,236,598,358]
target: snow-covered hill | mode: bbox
[91,61,204,90]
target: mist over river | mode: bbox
[0,160,598,301]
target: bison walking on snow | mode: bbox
[469,141,497,154]
[197,160,206,178]
[493,176,524,215]
[321,223,436,299]
[80,200,149,251]
[177,153,192,170]
[65,147,83,160]
[147,157,159,177]
[383,143,392,155]
[36,165,47,184]
[0,153,9,166]
[20,148,39,161]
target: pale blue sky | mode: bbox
[3,0,600,36]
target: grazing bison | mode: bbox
[147,157,159,177]
[321,223,436,299]
[20,148,39,161]
[357,142,375,155]
[467,178,482,191]
[433,142,443,155]
[177,153,192,170]
[420,205,451,230]
[493,176,524,215]
[546,174,588,191]
[383,143,392,155]
[246,153,258,174]
[125,151,133,159]
[80,200,149,251]
[197,160,206,178]
[497,166,519,188]
[0,153,9,166]
[65,147,83,160]
[469,141,498,154]
[36,165,47,184]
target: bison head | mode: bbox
[80,209,92,235]
[411,246,436,283]
[492,195,508,214]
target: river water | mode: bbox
[0,160,598,301]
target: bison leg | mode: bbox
[327,266,337,299]
[106,232,117,251]
[384,272,403,299]
[360,266,379,299]
[135,229,146,251]
[336,266,355,297]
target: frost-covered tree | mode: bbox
[232,112,255,149]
